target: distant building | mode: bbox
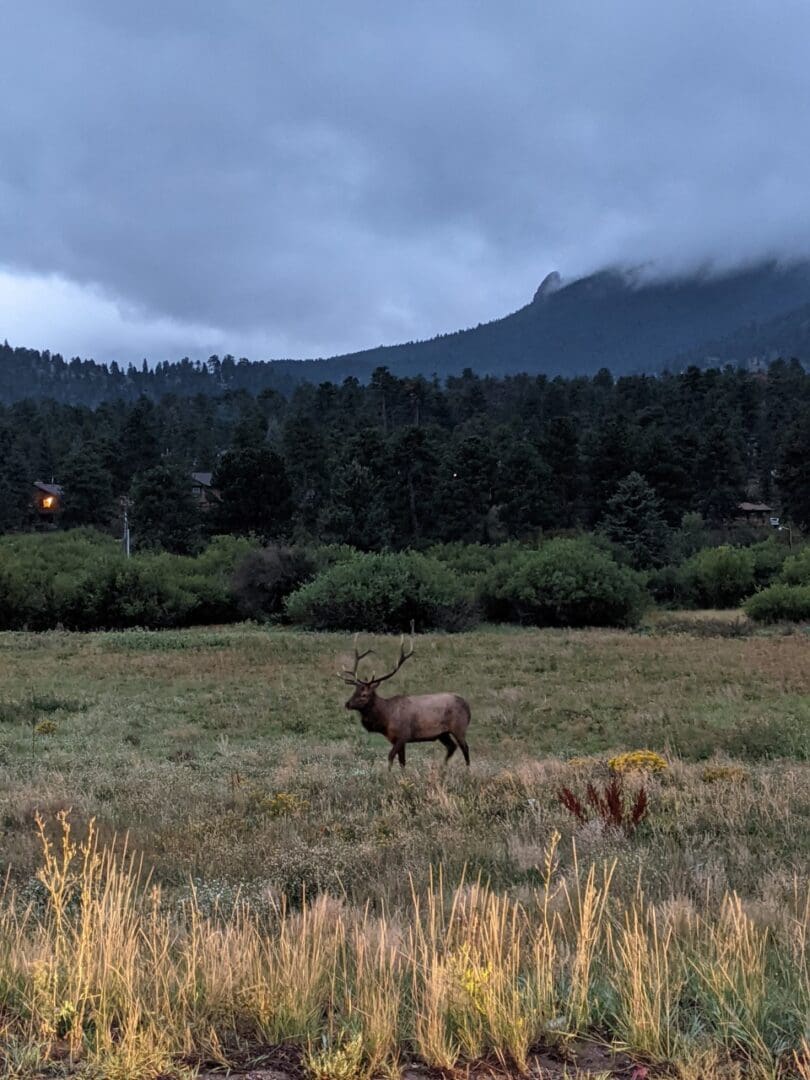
[32,481,63,518]
[736,501,773,526]
[190,472,220,509]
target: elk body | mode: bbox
[339,636,471,770]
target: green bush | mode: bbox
[426,542,521,581]
[0,530,255,630]
[309,544,361,572]
[646,563,682,606]
[667,511,710,562]
[231,545,316,620]
[284,551,479,632]
[780,546,810,586]
[479,538,647,628]
[65,558,192,629]
[749,538,792,587]
[676,545,756,608]
[744,584,810,623]
[0,529,117,630]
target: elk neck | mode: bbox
[358,690,390,733]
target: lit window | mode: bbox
[42,496,55,509]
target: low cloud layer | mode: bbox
[3,1,810,364]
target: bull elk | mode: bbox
[338,634,471,769]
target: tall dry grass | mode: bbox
[0,815,807,1078]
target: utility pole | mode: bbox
[120,497,131,557]
[779,523,794,550]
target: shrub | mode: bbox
[744,583,810,624]
[284,551,478,632]
[749,538,792,588]
[479,539,647,628]
[310,544,361,572]
[668,511,710,562]
[0,529,118,630]
[780,547,810,586]
[608,750,668,774]
[646,563,682,605]
[676,545,756,608]
[231,545,316,621]
[426,541,523,582]
[64,558,191,629]
[305,1033,365,1080]
[0,530,254,630]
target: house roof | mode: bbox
[191,472,214,487]
[737,501,772,513]
[34,481,63,496]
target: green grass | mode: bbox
[0,622,807,900]
[0,622,808,1076]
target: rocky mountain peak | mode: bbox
[532,271,562,302]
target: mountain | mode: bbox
[3,259,810,405]
[677,295,810,369]
[290,259,810,381]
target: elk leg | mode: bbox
[388,740,407,770]
[438,732,457,764]
[457,737,470,767]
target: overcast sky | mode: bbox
[2,1,810,364]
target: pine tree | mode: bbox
[437,433,498,542]
[583,417,640,524]
[777,412,810,531]
[318,459,392,550]
[60,442,115,528]
[695,419,746,525]
[0,446,31,534]
[497,439,555,537]
[385,426,442,545]
[601,472,670,568]
[130,465,201,553]
[212,447,292,539]
[538,416,581,527]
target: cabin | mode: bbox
[190,472,220,509]
[33,481,63,518]
[736,501,773,527]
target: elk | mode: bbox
[338,634,471,770]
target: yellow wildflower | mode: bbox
[608,750,668,774]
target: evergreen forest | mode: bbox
[2,360,810,549]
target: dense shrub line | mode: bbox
[0,531,255,631]
[0,528,806,632]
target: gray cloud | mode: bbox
[2,1,810,363]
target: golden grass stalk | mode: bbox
[0,814,807,1077]
[607,901,685,1061]
[564,847,615,1032]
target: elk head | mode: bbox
[338,633,414,711]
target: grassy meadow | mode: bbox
[0,620,808,1078]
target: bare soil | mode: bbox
[192,1040,654,1080]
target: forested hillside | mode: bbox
[3,261,810,406]
[2,361,809,548]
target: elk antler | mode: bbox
[337,634,375,684]
[371,633,414,685]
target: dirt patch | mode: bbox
[193,1040,658,1079]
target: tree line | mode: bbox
[1,360,809,551]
